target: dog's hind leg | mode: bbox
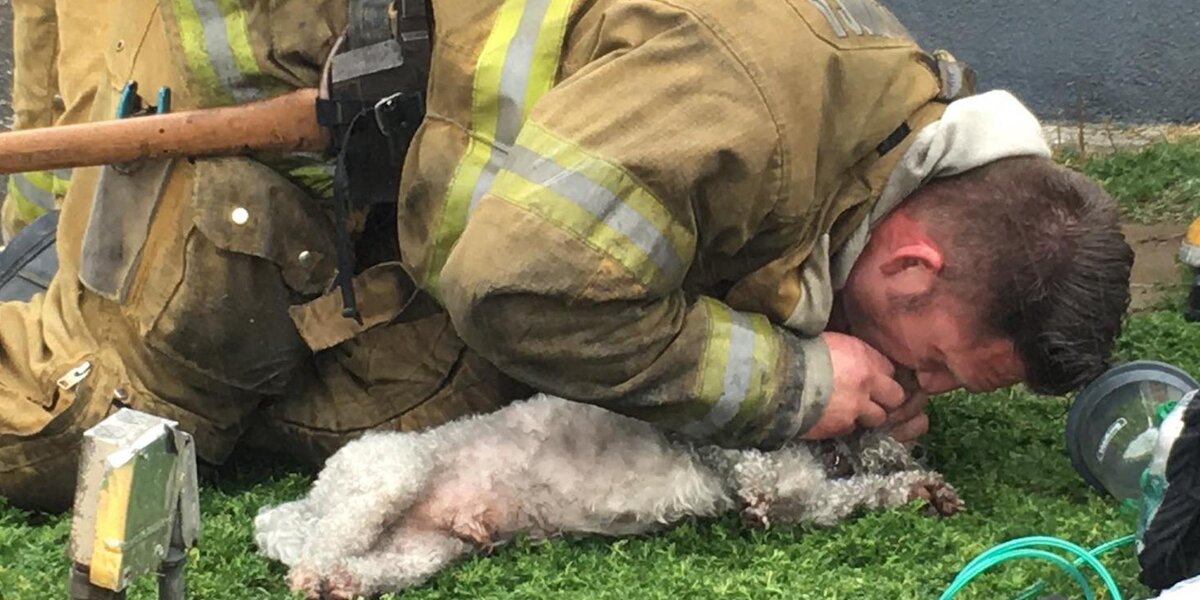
[298,433,438,570]
[307,529,472,599]
[253,498,319,567]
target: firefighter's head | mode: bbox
[839,156,1134,397]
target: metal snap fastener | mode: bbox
[231,207,250,225]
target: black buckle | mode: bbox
[374,91,425,156]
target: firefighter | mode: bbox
[0,0,1132,512]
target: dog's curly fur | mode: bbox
[254,394,962,599]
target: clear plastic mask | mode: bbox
[1066,361,1199,502]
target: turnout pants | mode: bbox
[0,159,526,513]
[0,0,533,513]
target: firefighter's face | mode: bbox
[848,293,1025,395]
[840,210,1026,395]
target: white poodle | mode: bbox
[254,394,962,599]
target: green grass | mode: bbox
[2,140,1199,600]
[1062,137,1200,224]
[4,315,1197,600]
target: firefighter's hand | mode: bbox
[886,390,930,443]
[800,332,906,440]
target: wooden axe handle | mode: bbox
[0,88,330,174]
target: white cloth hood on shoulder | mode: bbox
[828,89,1053,289]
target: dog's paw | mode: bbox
[324,565,364,600]
[450,514,498,550]
[739,491,774,529]
[286,565,324,600]
[908,476,965,517]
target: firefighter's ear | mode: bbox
[879,243,943,296]
[872,207,944,279]
[880,243,943,276]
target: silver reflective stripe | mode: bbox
[835,2,866,35]
[467,0,554,214]
[684,311,757,438]
[808,0,848,37]
[12,173,56,210]
[53,169,73,182]
[506,144,685,277]
[839,0,912,39]
[191,0,260,103]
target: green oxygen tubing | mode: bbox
[939,534,1137,600]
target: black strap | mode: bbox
[876,122,911,156]
[0,210,60,302]
[331,113,368,322]
[347,0,396,50]
[319,0,432,321]
[328,92,425,321]
[394,0,433,75]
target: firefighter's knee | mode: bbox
[0,366,117,513]
[247,315,528,466]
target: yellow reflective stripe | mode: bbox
[473,1,525,144]
[465,0,573,216]
[172,0,229,105]
[6,178,51,221]
[460,0,574,217]
[171,0,269,105]
[425,0,573,293]
[38,170,72,198]
[23,170,54,192]
[687,298,782,440]
[425,0,527,291]
[747,312,783,419]
[490,134,694,285]
[429,145,488,288]
[216,0,261,79]
[522,0,573,121]
[490,169,662,284]
[286,164,335,199]
[52,169,73,196]
[515,122,694,267]
[696,299,734,410]
[8,170,71,208]
[13,171,59,214]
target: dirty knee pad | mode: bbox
[248,315,530,465]
[0,210,59,302]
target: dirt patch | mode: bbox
[1125,222,1188,311]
